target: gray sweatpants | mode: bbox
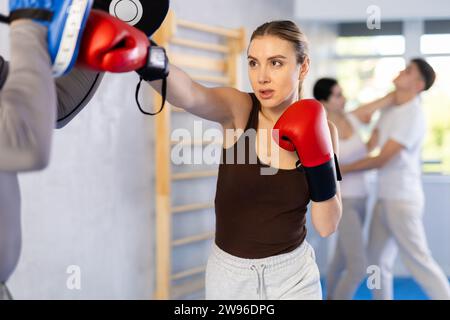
[205,241,322,300]
[327,197,368,300]
[368,199,450,300]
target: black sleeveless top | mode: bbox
[214,93,310,259]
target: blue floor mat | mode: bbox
[321,277,449,300]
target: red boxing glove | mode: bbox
[77,9,149,72]
[273,99,340,202]
[77,9,170,117]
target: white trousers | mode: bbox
[368,199,450,300]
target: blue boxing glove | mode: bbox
[9,0,94,77]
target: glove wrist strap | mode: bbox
[135,76,167,116]
[134,41,169,116]
[297,154,342,202]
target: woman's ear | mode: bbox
[299,56,310,81]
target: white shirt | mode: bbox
[339,113,369,198]
[375,97,425,203]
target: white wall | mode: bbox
[295,0,450,21]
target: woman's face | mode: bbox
[247,35,308,109]
[323,84,346,112]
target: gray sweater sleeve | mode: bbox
[55,67,104,129]
[0,22,56,172]
[1,53,104,130]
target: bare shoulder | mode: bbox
[211,87,251,104]
[216,87,253,130]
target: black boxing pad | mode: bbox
[93,0,169,37]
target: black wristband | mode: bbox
[9,9,53,22]
[0,14,10,24]
[298,158,337,202]
[0,56,8,90]
[136,43,169,82]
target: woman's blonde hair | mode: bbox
[251,21,309,64]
